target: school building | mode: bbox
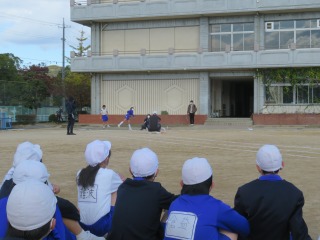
[70,0,320,125]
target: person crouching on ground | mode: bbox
[148,111,161,132]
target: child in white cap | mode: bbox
[0,141,43,187]
[234,144,311,240]
[107,147,177,240]
[0,141,59,194]
[163,157,249,240]
[0,156,104,240]
[6,179,57,240]
[77,140,123,237]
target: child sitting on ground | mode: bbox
[163,157,250,240]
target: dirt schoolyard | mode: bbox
[0,123,319,239]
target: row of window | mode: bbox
[265,84,320,104]
[210,19,320,52]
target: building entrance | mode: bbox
[211,78,253,118]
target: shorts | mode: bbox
[80,206,115,237]
[102,115,109,122]
[125,114,131,120]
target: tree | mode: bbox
[64,66,91,110]
[18,64,55,113]
[69,29,91,57]
[0,53,22,105]
[63,30,91,110]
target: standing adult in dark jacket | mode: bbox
[234,144,311,240]
[107,148,177,240]
[187,100,197,125]
[66,96,76,135]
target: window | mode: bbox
[265,19,320,50]
[265,84,320,104]
[265,22,274,31]
[210,23,254,52]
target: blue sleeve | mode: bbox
[44,206,75,240]
[216,202,250,237]
[0,197,9,237]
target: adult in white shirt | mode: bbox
[77,140,123,237]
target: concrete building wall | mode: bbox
[71,1,320,120]
[101,26,199,54]
[99,74,200,115]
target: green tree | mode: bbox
[0,53,22,105]
[64,66,91,110]
[64,30,91,110]
[69,29,91,57]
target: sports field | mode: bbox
[0,124,319,239]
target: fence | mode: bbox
[0,106,62,123]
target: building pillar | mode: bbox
[199,17,209,52]
[254,74,264,114]
[91,74,101,114]
[199,72,210,115]
[90,23,102,114]
[91,23,101,54]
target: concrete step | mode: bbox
[205,117,253,126]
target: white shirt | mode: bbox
[101,108,108,115]
[77,168,122,225]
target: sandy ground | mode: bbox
[0,123,319,239]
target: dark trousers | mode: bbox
[67,114,75,134]
[189,113,195,124]
[56,196,80,221]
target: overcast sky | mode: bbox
[0,0,90,67]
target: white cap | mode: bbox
[256,144,282,172]
[13,141,43,168]
[153,111,157,115]
[130,148,159,177]
[182,157,213,185]
[7,179,57,231]
[85,140,111,167]
[13,160,50,185]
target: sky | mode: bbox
[0,0,90,67]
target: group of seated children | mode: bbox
[0,140,311,240]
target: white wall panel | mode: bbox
[100,78,199,115]
[101,30,125,53]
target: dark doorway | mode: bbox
[222,79,253,117]
[233,80,253,117]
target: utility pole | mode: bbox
[60,18,70,112]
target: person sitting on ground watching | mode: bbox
[234,144,311,240]
[163,157,250,240]
[107,147,177,240]
[6,179,57,240]
[77,140,124,237]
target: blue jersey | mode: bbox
[0,196,76,240]
[0,197,9,236]
[125,109,134,120]
[164,195,250,240]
